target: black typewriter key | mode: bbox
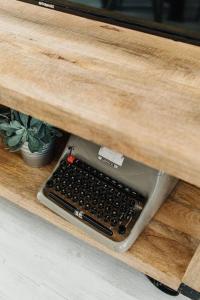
[55,177,61,183]
[112,210,117,217]
[59,169,65,175]
[107,198,113,204]
[60,160,66,166]
[66,192,72,198]
[124,187,131,193]
[98,202,104,209]
[111,179,117,185]
[90,176,95,181]
[105,206,110,213]
[92,169,97,175]
[85,165,91,171]
[55,185,60,192]
[46,180,53,188]
[100,194,106,201]
[128,197,135,205]
[74,187,79,193]
[91,208,97,215]
[92,199,98,205]
[104,215,110,222]
[121,204,127,212]
[85,203,90,210]
[118,184,123,189]
[72,195,78,202]
[79,199,84,206]
[119,213,125,221]
[131,190,137,196]
[61,164,67,171]
[85,195,91,201]
[125,212,132,220]
[118,225,126,235]
[113,200,120,208]
[97,210,103,219]
[116,191,121,197]
[61,188,66,195]
[111,219,118,227]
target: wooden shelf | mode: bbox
[0,1,200,187]
[0,1,200,297]
[0,147,199,291]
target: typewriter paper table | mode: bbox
[0,1,200,299]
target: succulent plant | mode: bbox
[0,110,62,153]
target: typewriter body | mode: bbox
[38,135,177,252]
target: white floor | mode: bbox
[0,197,187,300]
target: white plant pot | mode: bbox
[21,142,54,168]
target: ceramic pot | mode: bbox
[21,142,54,167]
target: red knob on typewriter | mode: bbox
[67,154,76,164]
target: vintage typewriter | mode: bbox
[38,135,177,252]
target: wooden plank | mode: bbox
[0,0,200,187]
[0,147,199,290]
[154,182,200,240]
[182,244,200,293]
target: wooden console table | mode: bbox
[0,1,200,298]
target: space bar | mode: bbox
[82,214,113,236]
[48,192,113,237]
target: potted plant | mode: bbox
[0,106,11,147]
[0,110,62,167]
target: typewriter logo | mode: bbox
[38,1,55,9]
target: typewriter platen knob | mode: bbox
[118,225,126,235]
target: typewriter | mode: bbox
[37,135,177,252]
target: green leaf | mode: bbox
[21,131,27,144]
[0,123,11,131]
[19,113,29,128]
[30,117,41,127]
[5,128,16,137]
[38,124,46,139]
[16,128,25,135]
[7,134,22,148]
[41,126,52,144]
[28,135,43,153]
[10,121,23,130]
[11,110,21,122]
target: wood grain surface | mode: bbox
[0,147,199,290]
[0,1,200,187]
[182,244,200,292]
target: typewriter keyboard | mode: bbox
[44,157,146,241]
